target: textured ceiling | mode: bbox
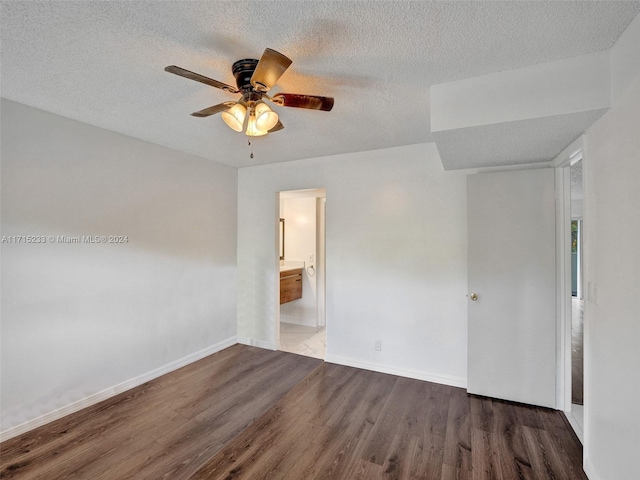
[2,1,639,168]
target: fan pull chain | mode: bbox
[248,139,254,159]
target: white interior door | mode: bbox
[467,168,556,408]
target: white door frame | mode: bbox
[552,136,584,421]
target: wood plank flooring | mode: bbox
[1,345,587,479]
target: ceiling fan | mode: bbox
[165,48,334,137]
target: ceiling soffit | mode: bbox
[431,52,613,170]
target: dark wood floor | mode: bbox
[1,345,586,479]
[572,297,584,405]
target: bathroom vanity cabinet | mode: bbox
[280,268,303,304]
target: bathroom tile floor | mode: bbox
[279,322,326,359]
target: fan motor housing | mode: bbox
[232,59,259,91]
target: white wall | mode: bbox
[0,99,238,437]
[238,144,469,386]
[582,12,640,480]
[571,199,583,219]
[280,196,317,327]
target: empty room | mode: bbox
[1,2,639,479]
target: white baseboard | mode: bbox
[0,336,237,443]
[583,456,600,480]
[564,409,584,445]
[324,354,467,389]
[237,336,277,351]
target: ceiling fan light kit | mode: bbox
[221,102,247,132]
[245,111,268,137]
[254,101,279,131]
[165,48,334,138]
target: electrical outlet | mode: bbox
[374,340,382,351]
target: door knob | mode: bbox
[469,293,479,301]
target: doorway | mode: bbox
[557,145,586,442]
[277,188,326,359]
[570,159,585,430]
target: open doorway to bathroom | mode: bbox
[277,188,326,359]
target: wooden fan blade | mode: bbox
[191,102,236,117]
[250,48,292,93]
[165,66,239,94]
[271,93,334,111]
[268,120,284,133]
